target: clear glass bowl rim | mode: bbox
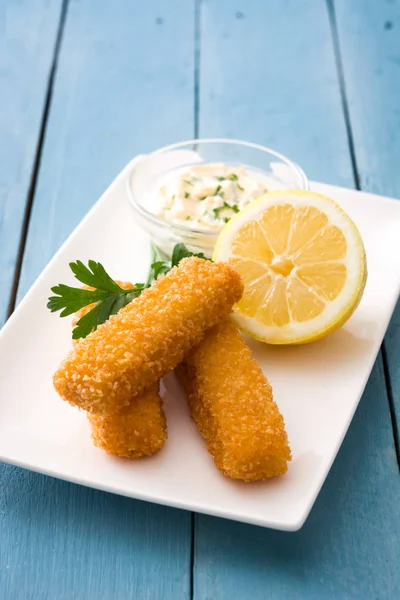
[126,138,309,239]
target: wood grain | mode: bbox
[198,0,353,187]
[1,1,194,598]
[16,0,195,300]
[194,0,400,598]
[0,0,63,325]
[0,472,191,600]
[333,0,400,455]
[1,0,399,598]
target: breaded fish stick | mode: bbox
[88,386,167,458]
[73,284,167,458]
[54,257,243,416]
[177,319,291,482]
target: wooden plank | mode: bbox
[0,473,191,600]
[17,0,195,298]
[194,0,400,598]
[333,0,400,452]
[0,0,63,325]
[198,0,354,187]
[1,1,194,598]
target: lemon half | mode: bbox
[214,190,367,344]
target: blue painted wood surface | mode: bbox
[0,476,191,599]
[0,0,399,598]
[333,0,400,450]
[17,0,196,297]
[0,0,63,325]
[199,0,354,187]
[2,1,194,598]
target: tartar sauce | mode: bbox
[152,163,271,231]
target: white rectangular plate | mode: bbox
[1,158,399,531]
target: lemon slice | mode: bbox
[214,190,367,344]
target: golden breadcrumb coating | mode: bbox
[54,258,243,416]
[73,283,167,458]
[88,386,167,458]
[177,319,291,482]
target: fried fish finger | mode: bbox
[88,386,167,458]
[54,257,243,415]
[177,318,291,481]
[73,284,167,458]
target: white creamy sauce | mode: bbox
[148,163,280,231]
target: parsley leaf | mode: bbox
[150,242,170,263]
[48,244,211,340]
[146,260,171,285]
[72,296,118,339]
[48,260,143,339]
[171,243,209,266]
[47,285,110,317]
[70,260,122,293]
[144,243,171,286]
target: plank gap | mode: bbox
[190,512,195,599]
[326,0,361,190]
[381,344,400,469]
[6,0,69,318]
[194,0,201,139]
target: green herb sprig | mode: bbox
[48,243,209,340]
[216,173,238,182]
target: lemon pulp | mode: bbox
[214,191,367,344]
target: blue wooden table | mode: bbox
[1,1,399,598]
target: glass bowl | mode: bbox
[126,139,308,257]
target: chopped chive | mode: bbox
[227,173,238,181]
[223,217,230,223]
[237,184,244,191]
[213,201,240,219]
[183,179,194,186]
[216,176,226,181]
[171,194,176,201]
[184,191,190,199]
[215,185,222,195]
